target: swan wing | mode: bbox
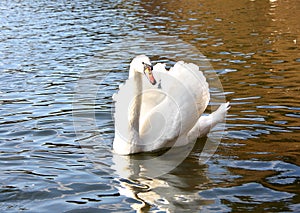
[170,61,209,112]
[113,59,211,154]
[139,61,210,149]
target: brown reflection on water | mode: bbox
[140,0,300,150]
[139,0,300,206]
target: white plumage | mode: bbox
[113,55,229,155]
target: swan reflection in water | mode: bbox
[111,136,222,212]
[110,55,229,211]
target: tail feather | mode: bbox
[211,102,230,124]
[188,102,230,140]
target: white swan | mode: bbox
[113,55,229,155]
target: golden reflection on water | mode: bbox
[140,0,300,152]
[0,0,299,212]
[123,0,300,210]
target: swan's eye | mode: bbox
[142,62,152,68]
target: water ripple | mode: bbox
[0,0,299,212]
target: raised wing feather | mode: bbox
[138,61,210,149]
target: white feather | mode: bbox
[113,55,229,154]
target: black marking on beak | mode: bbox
[142,62,156,85]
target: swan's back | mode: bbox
[152,61,210,116]
[138,61,210,149]
[113,57,212,154]
[168,61,210,113]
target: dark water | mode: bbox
[1,0,299,212]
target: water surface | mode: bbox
[0,0,299,212]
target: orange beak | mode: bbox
[144,64,156,85]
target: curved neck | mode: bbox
[129,70,142,148]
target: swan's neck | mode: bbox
[129,70,142,148]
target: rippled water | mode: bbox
[1,0,299,212]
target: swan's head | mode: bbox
[130,55,156,85]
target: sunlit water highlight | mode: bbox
[0,0,299,212]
